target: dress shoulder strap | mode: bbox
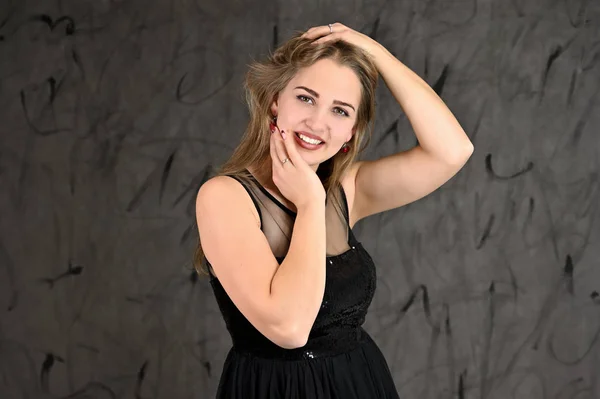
[224,174,263,227]
[337,182,359,246]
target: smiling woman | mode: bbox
[194,22,472,399]
[276,61,362,159]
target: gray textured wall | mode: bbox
[1,0,599,398]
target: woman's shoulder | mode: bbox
[199,174,240,194]
[196,175,260,225]
[197,175,252,204]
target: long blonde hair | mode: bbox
[194,31,379,275]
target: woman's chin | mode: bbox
[301,155,335,171]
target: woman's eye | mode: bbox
[334,108,349,117]
[297,95,348,117]
[297,95,313,104]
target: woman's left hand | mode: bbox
[301,23,385,61]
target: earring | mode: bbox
[269,116,277,132]
[341,142,350,153]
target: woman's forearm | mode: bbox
[269,202,327,347]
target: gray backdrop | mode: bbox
[1,0,599,398]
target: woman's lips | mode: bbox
[295,131,325,142]
[294,132,325,150]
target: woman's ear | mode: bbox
[270,93,279,117]
[347,127,356,142]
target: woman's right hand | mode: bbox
[269,125,325,210]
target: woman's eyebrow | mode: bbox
[294,86,356,112]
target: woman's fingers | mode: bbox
[280,130,303,167]
[301,23,343,39]
[269,130,281,166]
[302,25,329,38]
[275,128,291,165]
[270,127,291,168]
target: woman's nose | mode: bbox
[306,108,329,132]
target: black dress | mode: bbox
[207,173,400,398]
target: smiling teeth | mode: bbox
[298,133,322,145]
